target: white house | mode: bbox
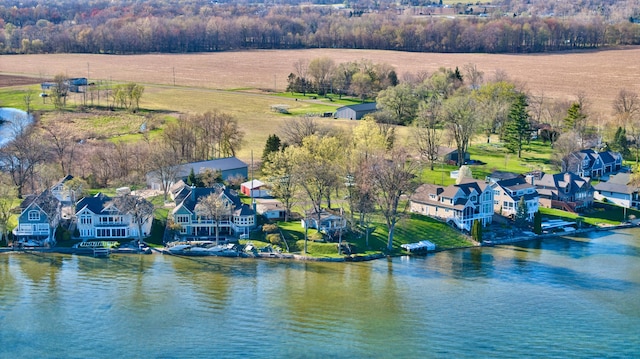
[75,193,153,240]
[410,179,494,231]
[594,172,640,208]
[302,209,347,233]
[171,184,256,240]
[490,176,539,220]
[256,199,286,220]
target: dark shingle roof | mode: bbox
[75,193,111,214]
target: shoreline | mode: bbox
[2,222,636,260]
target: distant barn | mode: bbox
[334,102,378,120]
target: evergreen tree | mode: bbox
[533,210,542,235]
[611,127,630,157]
[503,93,530,158]
[471,219,482,242]
[564,102,586,131]
[515,196,528,227]
[262,134,282,165]
[187,168,197,186]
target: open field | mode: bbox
[1,47,640,118]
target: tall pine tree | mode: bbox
[503,93,530,158]
[611,127,630,157]
[262,134,282,166]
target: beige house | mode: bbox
[410,179,494,231]
[490,177,539,220]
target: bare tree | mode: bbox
[51,73,69,110]
[110,194,154,244]
[371,147,418,251]
[195,190,232,245]
[42,119,79,176]
[308,57,335,95]
[613,89,640,128]
[279,116,327,147]
[0,120,49,198]
[444,92,479,166]
[463,63,484,89]
[551,130,582,170]
[414,97,443,170]
[147,142,181,201]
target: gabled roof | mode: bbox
[75,193,112,214]
[534,172,592,195]
[21,189,60,218]
[411,180,489,210]
[173,185,254,216]
[241,179,265,189]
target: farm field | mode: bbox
[1,47,640,117]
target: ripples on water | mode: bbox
[1,229,639,358]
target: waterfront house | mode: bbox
[410,179,494,232]
[146,157,248,191]
[490,176,539,220]
[75,193,153,240]
[526,171,594,212]
[171,184,256,240]
[256,199,287,220]
[13,189,61,246]
[594,172,640,208]
[562,149,622,178]
[301,209,347,234]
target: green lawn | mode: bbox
[275,211,471,257]
[540,203,640,227]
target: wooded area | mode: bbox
[1,0,639,55]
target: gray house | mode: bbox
[334,102,378,120]
[147,157,248,191]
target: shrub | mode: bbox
[262,224,279,234]
[309,232,324,241]
[266,233,281,245]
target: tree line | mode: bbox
[1,1,640,55]
[0,107,244,199]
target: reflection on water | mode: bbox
[1,228,639,358]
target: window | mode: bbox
[493,190,500,196]
[28,210,40,221]
[176,215,190,224]
[80,216,92,225]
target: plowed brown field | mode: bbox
[1,47,639,117]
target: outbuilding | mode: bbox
[334,102,378,120]
[241,179,269,197]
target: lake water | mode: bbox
[0,108,33,147]
[1,228,639,358]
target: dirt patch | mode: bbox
[0,74,41,88]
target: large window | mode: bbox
[80,216,92,225]
[28,210,40,221]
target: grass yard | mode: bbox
[540,203,640,227]
[276,211,471,257]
